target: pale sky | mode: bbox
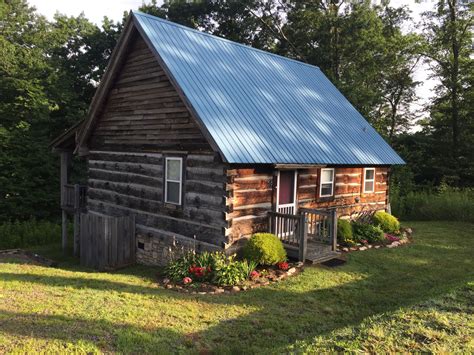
[28,0,438,109]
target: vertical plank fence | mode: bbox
[80,213,136,271]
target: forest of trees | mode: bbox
[0,0,473,223]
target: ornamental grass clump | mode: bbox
[243,233,287,265]
[372,211,400,234]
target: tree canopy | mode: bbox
[0,0,472,221]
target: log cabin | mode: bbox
[52,11,404,268]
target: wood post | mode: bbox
[60,150,72,254]
[298,213,307,262]
[331,209,338,251]
[62,210,68,254]
[73,184,81,257]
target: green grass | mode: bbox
[0,221,473,353]
[391,188,474,223]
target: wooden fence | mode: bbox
[80,213,136,271]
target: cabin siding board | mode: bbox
[225,165,390,243]
[88,35,212,153]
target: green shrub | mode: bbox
[0,219,61,249]
[372,211,400,233]
[164,251,195,282]
[212,255,247,286]
[337,219,355,246]
[243,233,287,265]
[352,222,385,244]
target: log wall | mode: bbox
[86,150,227,265]
[225,166,390,243]
[88,35,212,153]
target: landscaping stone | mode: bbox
[359,246,367,251]
[165,284,173,289]
[231,286,240,292]
[287,267,296,275]
[342,247,349,252]
[215,288,225,294]
[162,278,170,285]
[375,245,381,249]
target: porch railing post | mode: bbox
[298,212,307,262]
[331,209,338,251]
[268,212,273,234]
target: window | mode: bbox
[363,168,375,193]
[165,157,182,205]
[319,168,334,197]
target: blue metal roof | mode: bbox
[132,11,405,165]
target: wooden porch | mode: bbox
[268,208,340,264]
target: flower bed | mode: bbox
[159,233,302,294]
[159,261,304,295]
[338,227,413,252]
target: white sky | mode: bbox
[28,0,437,108]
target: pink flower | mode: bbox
[250,270,260,279]
[182,277,192,285]
[361,239,368,244]
[386,234,400,242]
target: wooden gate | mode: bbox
[80,213,136,271]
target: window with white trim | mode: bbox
[363,168,375,193]
[165,157,183,205]
[319,168,334,197]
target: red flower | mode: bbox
[183,277,192,285]
[277,262,289,271]
[250,270,260,279]
[188,265,207,278]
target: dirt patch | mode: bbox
[0,249,58,267]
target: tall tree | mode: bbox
[421,0,473,185]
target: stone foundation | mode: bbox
[136,229,222,266]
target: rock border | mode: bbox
[159,261,304,295]
[338,227,413,253]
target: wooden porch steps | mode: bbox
[305,240,341,264]
[305,251,341,264]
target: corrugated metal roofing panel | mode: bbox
[132,11,405,165]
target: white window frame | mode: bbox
[319,168,335,197]
[363,168,376,193]
[165,157,183,205]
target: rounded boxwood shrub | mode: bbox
[337,219,355,246]
[352,222,385,244]
[243,233,287,265]
[372,211,400,233]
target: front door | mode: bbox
[275,170,298,238]
[276,170,297,214]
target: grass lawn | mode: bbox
[0,221,473,353]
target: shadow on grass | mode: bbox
[1,222,473,352]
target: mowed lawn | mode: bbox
[0,221,473,353]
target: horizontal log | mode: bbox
[89,168,162,188]
[88,151,163,165]
[88,159,162,176]
[88,180,162,201]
